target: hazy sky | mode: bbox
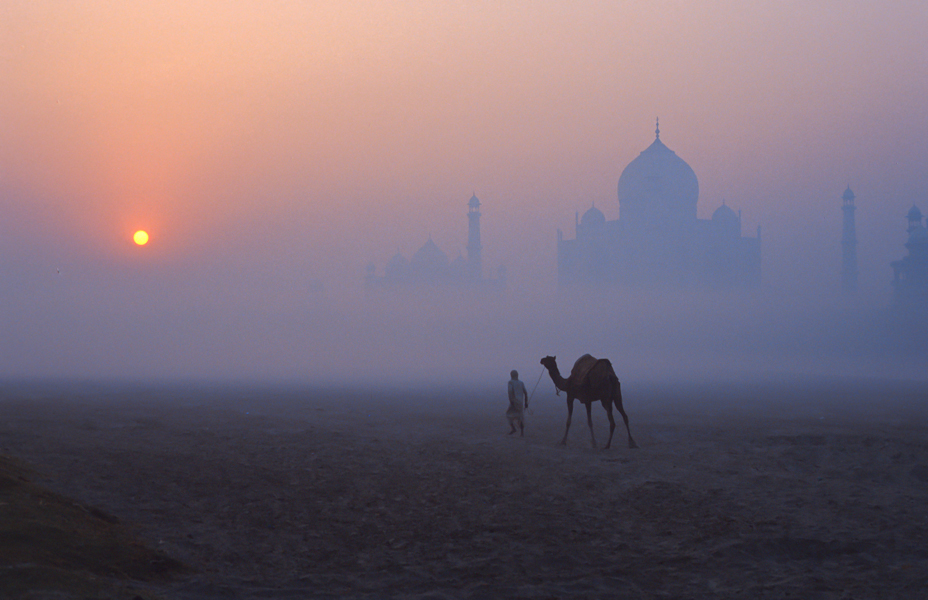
[1,2,926,382]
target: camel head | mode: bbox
[540,355,557,371]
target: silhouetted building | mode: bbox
[841,186,858,293]
[891,205,928,305]
[366,194,506,291]
[557,120,761,288]
[467,193,482,280]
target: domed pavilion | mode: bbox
[365,194,506,292]
[557,120,762,288]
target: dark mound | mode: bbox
[0,453,187,599]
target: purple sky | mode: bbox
[0,2,925,382]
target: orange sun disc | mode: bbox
[133,230,149,246]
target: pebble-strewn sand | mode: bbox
[2,379,927,599]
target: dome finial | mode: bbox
[655,117,660,140]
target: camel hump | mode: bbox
[569,354,600,387]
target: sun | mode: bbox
[133,230,149,246]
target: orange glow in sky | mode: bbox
[0,1,926,381]
[0,2,926,288]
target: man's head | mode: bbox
[510,370,518,379]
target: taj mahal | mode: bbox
[557,120,762,288]
[361,119,928,311]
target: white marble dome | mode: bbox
[618,123,699,224]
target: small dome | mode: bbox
[411,237,449,270]
[712,203,740,238]
[581,203,606,227]
[907,205,923,222]
[468,194,481,209]
[842,186,855,201]
[712,203,738,223]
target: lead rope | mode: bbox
[525,366,547,415]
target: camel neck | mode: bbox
[544,362,567,389]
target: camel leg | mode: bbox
[585,402,597,448]
[615,383,637,449]
[603,401,616,449]
[560,397,574,445]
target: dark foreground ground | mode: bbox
[1,377,928,599]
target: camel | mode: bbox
[540,354,637,449]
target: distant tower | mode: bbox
[467,193,482,280]
[891,205,928,305]
[907,204,923,233]
[841,185,858,293]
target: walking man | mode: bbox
[507,369,529,436]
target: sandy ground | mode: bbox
[2,378,928,599]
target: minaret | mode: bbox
[841,185,858,293]
[907,205,923,233]
[467,193,482,280]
